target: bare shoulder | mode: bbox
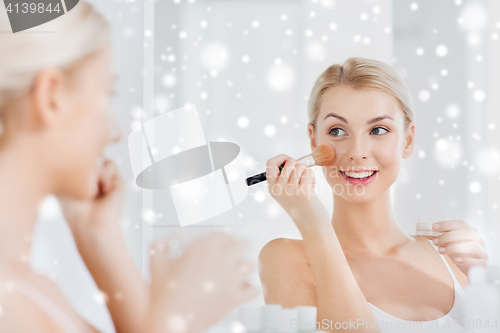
[443,255,469,289]
[0,278,65,333]
[0,268,100,333]
[259,237,307,260]
[412,235,469,289]
[258,238,316,306]
[258,238,310,273]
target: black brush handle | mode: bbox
[246,164,284,186]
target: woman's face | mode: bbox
[308,86,415,203]
[51,44,120,199]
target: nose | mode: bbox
[349,134,368,163]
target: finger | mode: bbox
[149,241,169,277]
[110,162,125,193]
[433,227,483,247]
[151,239,172,257]
[432,220,467,233]
[437,240,487,259]
[95,160,108,194]
[299,168,315,187]
[421,235,438,241]
[290,163,307,187]
[236,260,256,275]
[225,240,250,264]
[276,158,298,187]
[452,256,489,267]
[242,281,253,288]
[238,283,260,303]
[101,159,121,194]
[266,154,291,186]
[233,258,255,274]
[199,230,232,250]
[95,162,110,196]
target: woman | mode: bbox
[0,2,258,333]
[259,57,488,332]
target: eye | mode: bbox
[329,127,346,137]
[370,126,389,135]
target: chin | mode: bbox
[70,187,97,201]
[343,192,378,204]
[330,182,382,203]
[72,175,99,200]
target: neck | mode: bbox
[0,144,49,269]
[332,188,411,256]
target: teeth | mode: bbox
[343,171,375,179]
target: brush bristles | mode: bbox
[312,144,336,166]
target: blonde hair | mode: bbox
[308,57,414,130]
[0,1,110,125]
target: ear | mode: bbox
[308,123,317,152]
[402,121,415,159]
[28,68,68,130]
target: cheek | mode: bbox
[372,138,404,189]
[321,164,343,189]
[374,139,401,169]
[70,109,106,199]
[68,95,111,170]
[84,93,113,141]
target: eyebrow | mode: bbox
[323,113,394,125]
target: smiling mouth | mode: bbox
[340,170,378,180]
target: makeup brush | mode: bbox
[245,144,336,186]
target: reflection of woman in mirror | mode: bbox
[0,2,257,332]
[259,57,488,331]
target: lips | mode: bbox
[340,170,378,186]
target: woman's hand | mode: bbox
[430,220,489,276]
[57,159,149,333]
[147,231,260,333]
[266,154,331,234]
[57,158,124,242]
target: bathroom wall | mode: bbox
[392,0,500,263]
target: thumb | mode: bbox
[150,236,181,262]
[238,283,260,304]
[96,159,125,199]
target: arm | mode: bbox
[58,160,148,333]
[259,217,381,332]
[146,232,260,333]
[72,225,149,333]
[259,238,318,306]
[300,219,380,332]
[264,155,381,332]
[59,159,259,333]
